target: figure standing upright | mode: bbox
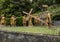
[0,14,6,26]
[10,15,16,26]
[45,11,52,27]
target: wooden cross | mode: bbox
[23,8,48,26]
[23,8,33,26]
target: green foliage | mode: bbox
[6,18,10,25]
[16,17,23,26]
[56,0,60,4]
[0,0,59,17]
[48,4,60,16]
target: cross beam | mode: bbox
[29,8,33,15]
[23,8,33,15]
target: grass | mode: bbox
[0,26,60,35]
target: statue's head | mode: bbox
[24,15,27,17]
[45,11,49,14]
[46,11,49,12]
[12,15,15,17]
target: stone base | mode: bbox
[0,31,60,42]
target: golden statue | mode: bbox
[28,16,33,26]
[0,15,1,24]
[23,15,27,26]
[45,11,52,27]
[10,15,16,26]
[0,14,6,26]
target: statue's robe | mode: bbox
[23,16,27,26]
[45,12,52,27]
[10,17,16,26]
[0,17,6,25]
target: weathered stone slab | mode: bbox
[53,21,60,26]
[0,31,60,42]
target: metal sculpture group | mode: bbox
[23,8,52,27]
[0,8,52,27]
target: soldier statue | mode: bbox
[0,15,1,25]
[0,14,6,26]
[23,15,27,26]
[23,15,33,26]
[10,15,16,26]
[28,16,33,26]
[45,11,52,27]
